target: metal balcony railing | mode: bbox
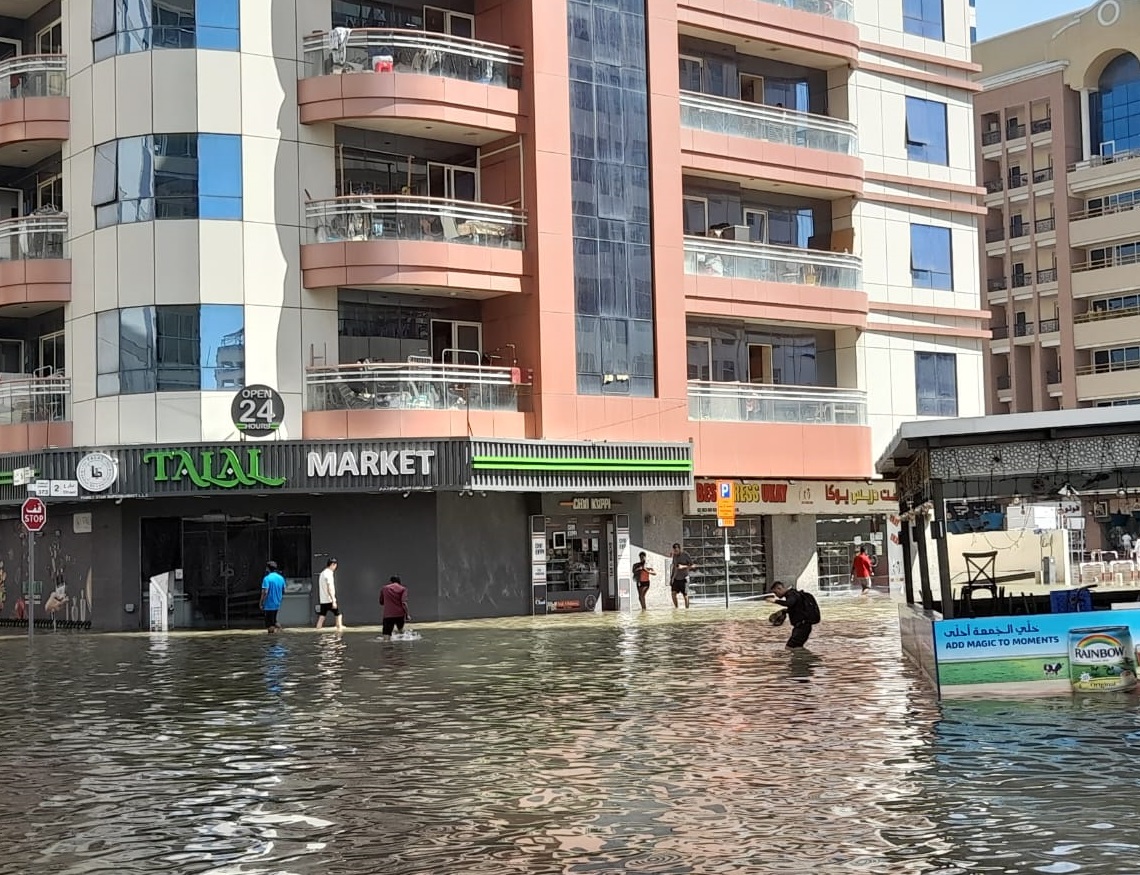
[988,277,1009,292]
[0,374,69,425]
[302,29,522,88]
[992,325,1010,339]
[996,375,1011,390]
[755,0,854,21]
[984,178,1004,194]
[1071,199,1140,221]
[1039,318,1060,333]
[0,55,67,100]
[1031,117,1052,134]
[1079,359,1140,377]
[1011,273,1032,288]
[1014,321,1036,337]
[687,381,867,425]
[683,236,862,289]
[679,91,858,156]
[1035,216,1056,233]
[1007,123,1027,139]
[306,362,527,412]
[1074,304,1140,324]
[981,130,1001,146]
[1046,369,1061,384]
[1037,268,1058,283]
[1008,173,1028,189]
[0,212,68,261]
[306,196,525,249]
[1009,224,1028,239]
[1069,149,1140,173]
[1073,250,1140,272]
[1033,167,1054,184]
[985,228,1004,243]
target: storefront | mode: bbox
[686,479,901,597]
[0,438,692,630]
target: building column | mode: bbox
[770,514,820,594]
[1080,88,1092,160]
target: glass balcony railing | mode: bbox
[302,29,522,88]
[306,196,525,249]
[754,0,855,21]
[0,213,67,261]
[679,91,857,156]
[688,381,866,425]
[306,362,527,413]
[0,55,67,100]
[684,236,862,290]
[0,374,69,425]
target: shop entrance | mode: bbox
[816,516,889,594]
[140,513,312,629]
[542,514,616,612]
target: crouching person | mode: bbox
[769,581,821,650]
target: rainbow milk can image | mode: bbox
[1068,627,1137,693]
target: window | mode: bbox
[910,224,953,290]
[679,56,703,92]
[96,305,244,396]
[905,97,949,165]
[682,197,708,235]
[92,134,242,228]
[37,19,63,54]
[686,337,711,381]
[1093,346,1140,374]
[903,0,944,40]
[92,0,240,61]
[915,352,957,417]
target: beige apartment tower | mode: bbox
[975,0,1140,413]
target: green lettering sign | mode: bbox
[143,448,286,489]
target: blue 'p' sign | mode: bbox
[719,482,731,499]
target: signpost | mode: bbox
[21,497,46,637]
[716,480,735,610]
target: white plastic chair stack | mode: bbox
[1079,562,1106,586]
[1110,560,1137,587]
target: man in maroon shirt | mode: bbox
[380,575,411,637]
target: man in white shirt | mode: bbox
[316,558,343,630]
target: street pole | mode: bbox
[723,525,730,611]
[27,531,34,638]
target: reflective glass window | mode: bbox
[910,224,953,290]
[903,0,944,40]
[915,352,957,417]
[1092,54,1140,155]
[905,96,949,165]
[91,0,240,58]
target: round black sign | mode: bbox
[231,385,285,437]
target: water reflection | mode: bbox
[1,602,1138,872]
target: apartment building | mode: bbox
[975,0,1140,413]
[0,0,982,630]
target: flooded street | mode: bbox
[2,600,1140,874]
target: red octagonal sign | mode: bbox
[21,497,46,533]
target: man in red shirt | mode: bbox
[852,545,874,593]
[380,575,411,637]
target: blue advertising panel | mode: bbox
[934,610,1140,697]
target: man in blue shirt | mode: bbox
[260,561,286,633]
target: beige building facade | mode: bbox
[975,0,1140,413]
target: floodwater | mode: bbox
[2,601,1140,875]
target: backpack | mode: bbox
[801,591,822,625]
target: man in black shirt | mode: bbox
[669,542,693,609]
[769,580,818,650]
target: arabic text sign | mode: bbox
[934,610,1140,696]
[689,480,899,515]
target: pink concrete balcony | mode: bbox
[299,29,522,143]
[302,361,533,439]
[301,195,527,295]
[0,374,71,452]
[0,213,70,307]
[0,55,68,151]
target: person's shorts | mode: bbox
[264,609,279,629]
[318,602,340,617]
[382,616,406,635]
[671,580,688,595]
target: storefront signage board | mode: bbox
[689,479,899,516]
[933,609,1140,699]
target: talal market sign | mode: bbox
[142,447,438,491]
[689,479,899,516]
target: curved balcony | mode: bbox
[0,374,71,452]
[0,55,68,156]
[683,236,866,327]
[688,381,871,478]
[302,362,532,440]
[299,29,523,142]
[301,195,526,295]
[0,213,70,307]
[680,92,861,195]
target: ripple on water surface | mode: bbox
[2,601,1140,874]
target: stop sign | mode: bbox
[21,497,46,533]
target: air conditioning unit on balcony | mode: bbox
[721,225,751,242]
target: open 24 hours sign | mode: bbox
[687,479,899,516]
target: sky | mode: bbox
[975,0,1092,41]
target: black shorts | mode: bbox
[264,610,279,629]
[787,622,813,649]
[318,602,340,617]
[382,616,406,635]
[671,580,687,595]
